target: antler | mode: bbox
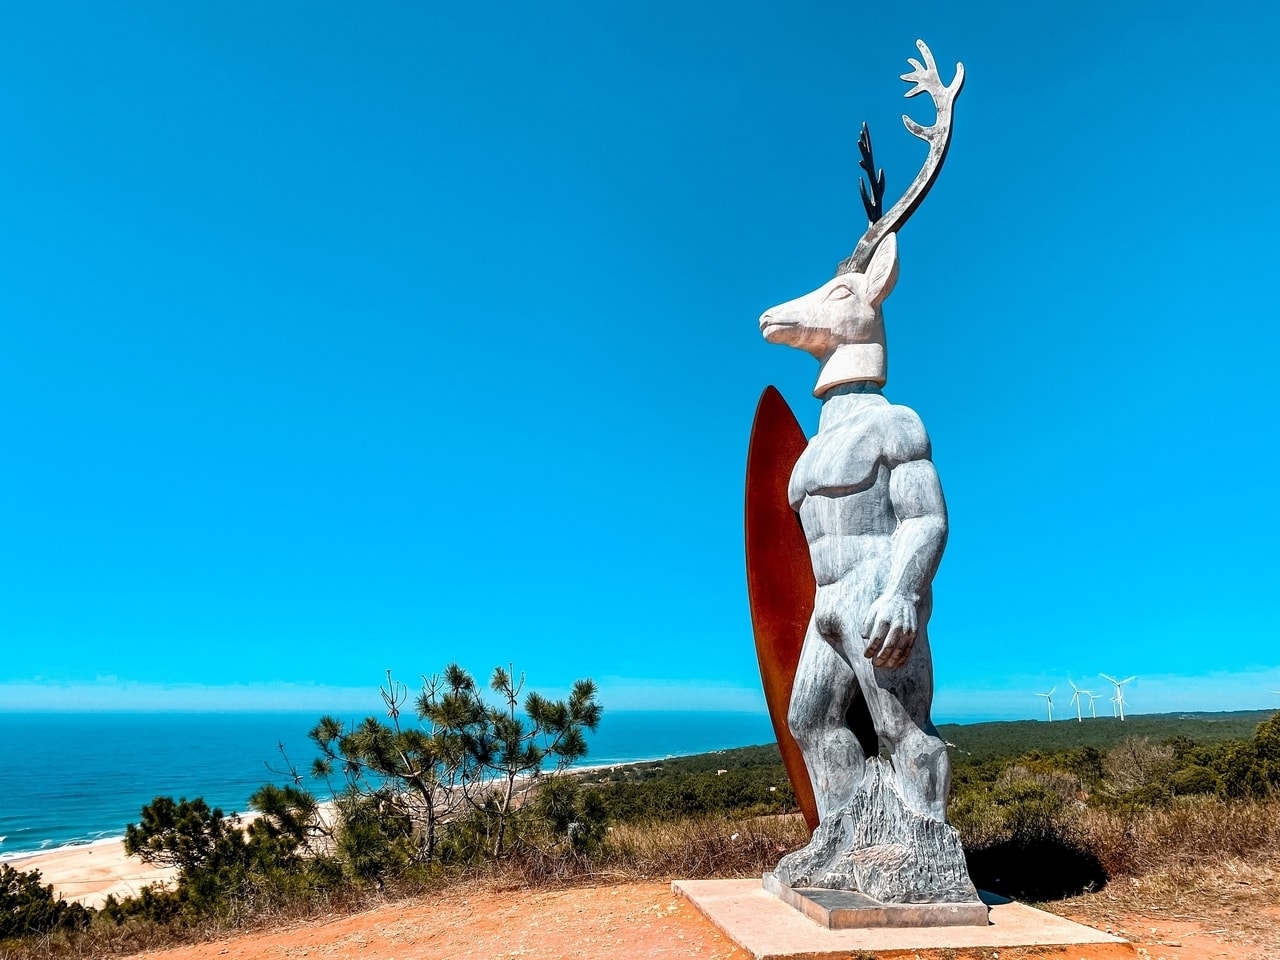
[857,122,886,224]
[836,39,965,275]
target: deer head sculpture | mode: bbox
[759,40,964,397]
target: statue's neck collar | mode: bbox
[819,381,884,401]
[817,381,887,428]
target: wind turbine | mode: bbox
[1101,674,1136,720]
[1085,691,1103,718]
[1068,681,1085,722]
[1036,688,1056,722]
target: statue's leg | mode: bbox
[787,616,864,822]
[853,624,950,822]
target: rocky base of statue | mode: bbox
[771,758,979,905]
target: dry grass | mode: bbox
[1053,856,1280,957]
[455,813,810,889]
[1049,798,1280,956]
[586,814,810,880]
[1082,796,1280,878]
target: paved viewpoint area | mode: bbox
[673,879,1133,959]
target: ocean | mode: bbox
[0,709,776,859]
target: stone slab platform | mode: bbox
[762,872,989,928]
[673,879,1133,959]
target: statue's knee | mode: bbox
[884,722,943,763]
[787,695,820,749]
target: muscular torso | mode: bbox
[788,397,903,583]
[788,393,940,641]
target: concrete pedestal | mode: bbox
[762,871,989,928]
[673,878,1133,960]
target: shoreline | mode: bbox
[5,838,178,909]
[6,811,269,909]
[4,758,674,908]
[0,834,125,865]
[0,765,639,870]
[0,749,761,866]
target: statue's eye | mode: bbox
[826,285,853,301]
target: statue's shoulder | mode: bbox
[872,402,932,465]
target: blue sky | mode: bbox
[0,2,1276,721]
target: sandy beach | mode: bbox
[3,808,303,909]
[4,839,178,909]
[1,771,621,914]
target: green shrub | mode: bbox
[99,884,184,926]
[1169,764,1220,796]
[533,776,608,854]
[591,767,793,823]
[332,789,418,882]
[951,769,1105,899]
[1213,715,1280,799]
[0,865,91,940]
[123,797,237,873]
[118,784,327,924]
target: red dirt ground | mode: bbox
[123,882,1277,960]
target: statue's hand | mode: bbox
[860,594,918,669]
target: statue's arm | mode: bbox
[860,419,948,669]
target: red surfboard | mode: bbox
[745,385,819,832]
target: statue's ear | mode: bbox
[864,233,899,307]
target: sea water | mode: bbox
[0,709,775,859]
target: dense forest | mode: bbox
[937,710,1275,761]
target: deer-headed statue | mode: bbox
[761,39,963,396]
[748,41,984,916]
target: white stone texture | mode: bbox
[759,231,978,905]
[771,759,977,903]
[760,233,897,395]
